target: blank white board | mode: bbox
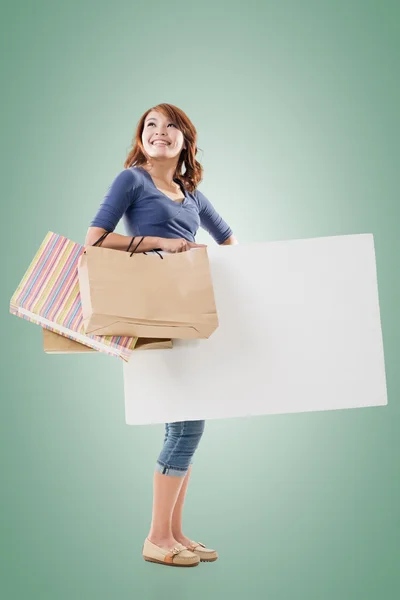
[123,234,387,425]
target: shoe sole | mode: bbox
[143,556,200,567]
[199,557,218,562]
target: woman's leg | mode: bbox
[147,471,186,548]
[171,464,193,545]
[147,420,205,548]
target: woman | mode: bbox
[85,103,237,567]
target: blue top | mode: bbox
[90,166,233,244]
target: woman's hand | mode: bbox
[158,238,207,253]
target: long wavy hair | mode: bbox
[123,103,203,192]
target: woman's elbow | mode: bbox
[220,234,238,246]
[85,226,107,247]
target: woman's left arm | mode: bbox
[220,234,238,246]
[196,189,238,245]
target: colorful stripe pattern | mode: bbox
[10,232,138,361]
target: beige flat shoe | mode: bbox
[142,538,200,567]
[187,541,218,562]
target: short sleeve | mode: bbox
[90,169,141,231]
[195,189,233,244]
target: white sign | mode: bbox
[123,234,387,425]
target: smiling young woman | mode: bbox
[85,103,237,567]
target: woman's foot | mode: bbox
[173,534,192,547]
[173,534,218,562]
[142,538,200,567]
[147,535,179,549]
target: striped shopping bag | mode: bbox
[41,328,173,354]
[10,232,138,361]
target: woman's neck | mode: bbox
[143,160,178,185]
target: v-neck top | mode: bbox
[89,166,233,244]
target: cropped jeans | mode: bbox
[155,420,206,477]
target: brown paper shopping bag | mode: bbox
[42,328,173,353]
[78,243,218,339]
[43,328,95,352]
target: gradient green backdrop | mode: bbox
[1,1,399,598]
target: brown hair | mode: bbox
[123,103,203,192]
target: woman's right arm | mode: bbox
[85,227,205,253]
[85,226,163,252]
[85,169,162,252]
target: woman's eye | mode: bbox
[146,122,177,128]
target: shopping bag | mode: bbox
[42,328,94,353]
[42,328,173,354]
[78,237,218,339]
[9,232,139,361]
[123,234,388,424]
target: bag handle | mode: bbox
[92,232,164,260]
[127,236,144,255]
[92,231,110,246]
[127,236,163,259]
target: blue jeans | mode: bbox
[155,420,206,477]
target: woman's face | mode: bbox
[142,110,185,161]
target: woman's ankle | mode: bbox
[171,530,183,540]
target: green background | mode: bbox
[1,1,399,598]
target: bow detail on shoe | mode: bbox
[187,541,206,551]
[164,546,187,563]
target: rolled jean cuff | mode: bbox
[155,460,190,477]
